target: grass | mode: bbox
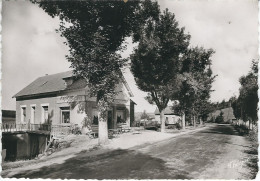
[245,130,258,179]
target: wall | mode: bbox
[57,89,88,126]
[2,133,48,161]
[16,97,56,125]
[155,114,181,124]
[15,81,132,128]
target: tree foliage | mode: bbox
[32,0,159,104]
[131,9,190,110]
[215,111,224,123]
[175,47,216,122]
[130,8,190,131]
[231,60,258,124]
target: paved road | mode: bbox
[10,124,254,179]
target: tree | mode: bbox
[232,60,258,127]
[131,9,190,132]
[215,111,224,123]
[175,47,216,126]
[32,0,160,144]
[230,96,242,121]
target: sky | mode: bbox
[1,0,258,113]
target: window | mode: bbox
[172,117,176,123]
[61,107,70,123]
[42,106,49,124]
[31,106,36,124]
[21,106,26,123]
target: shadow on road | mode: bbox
[10,148,191,179]
[200,124,239,136]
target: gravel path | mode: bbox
[3,124,255,179]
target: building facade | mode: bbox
[13,71,136,129]
[154,107,181,125]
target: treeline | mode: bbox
[212,100,231,110]
[230,60,258,127]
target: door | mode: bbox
[107,111,113,129]
[116,110,125,124]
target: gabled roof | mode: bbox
[13,70,134,98]
[154,106,177,115]
[13,71,73,98]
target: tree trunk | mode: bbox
[98,111,108,145]
[182,113,185,130]
[200,117,202,125]
[160,109,165,133]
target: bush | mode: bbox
[248,127,258,143]
[215,111,224,123]
[234,124,249,136]
[176,122,182,130]
[166,123,182,130]
[131,121,141,127]
[71,124,82,135]
[167,125,176,129]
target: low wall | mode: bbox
[2,132,49,161]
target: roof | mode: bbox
[13,71,73,98]
[14,70,134,98]
[154,106,177,115]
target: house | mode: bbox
[13,71,136,130]
[208,107,236,123]
[154,107,181,125]
[1,110,16,124]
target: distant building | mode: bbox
[154,107,181,124]
[1,110,16,124]
[208,107,236,123]
[147,113,155,121]
[13,71,136,129]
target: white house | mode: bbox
[154,107,181,125]
[13,71,136,129]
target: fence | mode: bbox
[1,122,80,140]
[1,123,51,133]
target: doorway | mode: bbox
[107,111,113,129]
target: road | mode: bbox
[8,124,255,179]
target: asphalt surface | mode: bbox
[9,124,254,179]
